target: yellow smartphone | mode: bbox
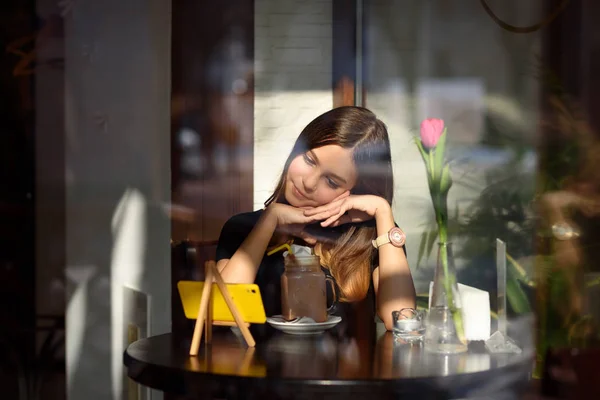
[177,280,267,324]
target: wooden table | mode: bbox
[124,325,533,399]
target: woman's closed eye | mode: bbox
[326,177,339,189]
[303,153,316,166]
[302,152,340,189]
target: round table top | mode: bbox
[124,326,534,399]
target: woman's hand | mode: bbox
[265,203,321,244]
[266,203,316,226]
[302,194,391,227]
[540,190,600,218]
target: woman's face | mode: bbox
[284,145,358,207]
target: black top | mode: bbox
[216,210,406,321]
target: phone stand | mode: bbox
[189,261,256,356]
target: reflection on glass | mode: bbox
[7,0,599,398]
[266,334,338,378]
[585,273,600,328]
[377,331,505,378]
[365,0,539,336]
[186,346,265,378]
[391,334,426,378]
[536,82,600,378]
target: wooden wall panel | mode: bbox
[171,0,254,242]
[332,0,357,107]
[170,3,254,382]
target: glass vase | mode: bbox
[424,242,468,354]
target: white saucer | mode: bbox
[266,315,342,335]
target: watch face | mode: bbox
[552,222,579,240]
[389,227,406,247]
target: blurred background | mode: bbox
[1,0,598,399]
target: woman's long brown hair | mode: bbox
[264,106,394,302]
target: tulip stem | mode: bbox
[429,150,435,181]
[437,225,466,344]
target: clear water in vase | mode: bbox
[425,306,468,354]
[425,242,468,354]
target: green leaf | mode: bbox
[416,227,438,268]
[433,127,448,178]
[507,253,535,288]
[414,138,430,171]
[426,228,438,261]
[506,277,531,314]
[586,275,600,288]
[439,164,453,194]
[416,293,430,310]
[415,138,435,191]
[429,149,436,185]
[415,138,434,189]
[416,297,429,311]
[416,230,428,269]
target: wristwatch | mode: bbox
[372,227,406,249]
[551,222,580,240]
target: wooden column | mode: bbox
[582,0,600,136]
[332,0,376,377]
[333,0,358,107]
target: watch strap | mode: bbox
[372,234,391,248]
[372,227,406,249]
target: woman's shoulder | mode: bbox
[219,209,265,239]
[216,209,264,260]
[226,209,263,222]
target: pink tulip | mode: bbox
[420,118,445,149]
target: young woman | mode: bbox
[216,106,416,330]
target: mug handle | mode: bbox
[325,276,338,312]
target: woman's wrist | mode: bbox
[373,197,395,234]
[545,204,570,229]
[261,205,280,230]
[373,197,393,219]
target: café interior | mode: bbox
[1,0,599,399]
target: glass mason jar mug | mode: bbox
[281,254,337,323]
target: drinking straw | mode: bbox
[267,243,292,256]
